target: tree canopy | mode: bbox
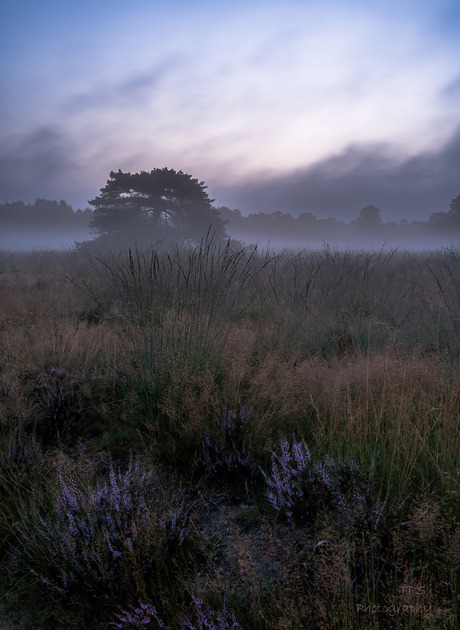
[89,168,227,245]
[449,194,460,214]
[351,205,383,232]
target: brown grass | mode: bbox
[1,245,458,629]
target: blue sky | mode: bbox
[1,0,459,221]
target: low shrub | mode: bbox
[182,592,244,630]
[263,437,388,534]
[10,460,186,604]
[26,363,127,447]
[112,593,243,629]
[112,600,165,629]
[197,399,260,480]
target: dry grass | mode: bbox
[0,243,458,629]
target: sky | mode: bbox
[1,0,460,223]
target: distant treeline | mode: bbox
[1,194,459,245]
[0,199,92,230]
[218,195,460,244]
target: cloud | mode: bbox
[443,74,460,98]
[210,127,460,222]
[65,57,181,114]
[2,0,459,208]
[0,126,91,207]
[1,122,459,222]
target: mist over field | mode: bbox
[1,189,459,253]
[0,219,458,253]
[0,229,94,252]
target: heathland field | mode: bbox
[0,239,459,629]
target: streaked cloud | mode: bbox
[1,0,459,218]
[0,127,79,202]
[212,127,460,221]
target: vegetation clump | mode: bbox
[0,240,458,629]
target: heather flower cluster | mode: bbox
[112,600,165,629]
[317,457,388,534]
[264,437,387,532]
[181,593,244,630]
[198,400,258,478]
[112,594,243,630]
[160,501,190,548]
[262,437,317,522]
[14,461,157,594]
